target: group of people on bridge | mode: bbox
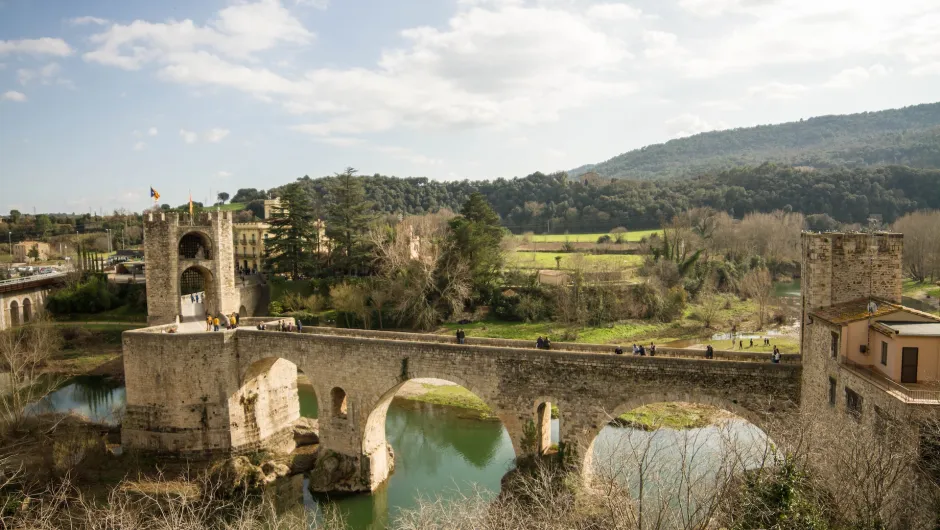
[614,342,657,356]
[206,311,240,332]
[256,318,303,333]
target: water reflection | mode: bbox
[35,377,770,530]
[308,402,515,530]
[28,376,125,424]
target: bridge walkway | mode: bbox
[238,318,801,365]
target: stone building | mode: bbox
[13,240,50,262]
[233,222,267,272]
[800,231,940,525]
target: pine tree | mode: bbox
[264,183,319,278]
[326,168,375,276]
[446,192,505,303]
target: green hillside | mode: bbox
[570,102,940,180]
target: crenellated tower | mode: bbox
[143,211,238,325]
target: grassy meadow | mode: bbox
[515,229,662,243]
[507,252,643,270]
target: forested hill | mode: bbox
[260,164,940,232]
[569,102,940,180]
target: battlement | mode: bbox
[145,210,233,226]
[801,231,903,311]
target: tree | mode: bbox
[892,210,940,282]
[742,267,774,329]
[0,315,62,431]
[445,193,505,303]
[27,244,39,262]
[217,192,230,204]
[9,209,21,224]
[326,168,375,276]
[263,183,319,278]
[697,291,725,329]
[231,188,266,203]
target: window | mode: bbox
[830,331,840,359]
[881,341,888,366]
[845,387,862,419]
[828,377,836,406]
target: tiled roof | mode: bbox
[810,298,940,325]
[810,298,902,325]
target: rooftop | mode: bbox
[877,321,940,337]
[810,298,904,325]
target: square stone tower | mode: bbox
[800,231,903,314]
[143,211,238,325]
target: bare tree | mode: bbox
[892,210,940,282]
[0,316,62,433]
[742,267,773,329]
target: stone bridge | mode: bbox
[122,325,801,492]
[0,272,65,330]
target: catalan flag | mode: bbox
[189,192,194,217]
[150,187,161,202]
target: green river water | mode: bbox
[36,376,768,529]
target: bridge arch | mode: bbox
[8,300,19,326]
[21,298,31,323]
[229,355,306,454]
[178,231,213,260]
[579,390,779,477]
[361,376,521,490]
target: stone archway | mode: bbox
[178,231,213,260]
[9,300,19,327]
[354,377,521,493]
[180,265,216,316]
[579,391,779,481]
[22,298,31,323]
[229,356,303,454]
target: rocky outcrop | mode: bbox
[293,417,319,446]
[307,444,395,493]
[207,455,294,495]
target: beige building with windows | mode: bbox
[13,241,50,262]
[800,232,940,526]
[232,202,329,272]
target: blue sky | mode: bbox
[1,0,939,214]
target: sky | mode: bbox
[1,0,939,215]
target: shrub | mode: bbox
[561,241,575,252]
[46,276,119,315]
[596,235,612,244]
[268,301,284,316]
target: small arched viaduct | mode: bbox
[122,325,801,493]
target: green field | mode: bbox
[507,252,643,270]
[216,202,246,211]
[514,229,662,243]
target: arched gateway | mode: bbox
[121,326,800,493]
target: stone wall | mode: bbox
[801,232,902,313]
[0,284,53,330]
[123,326,801,491]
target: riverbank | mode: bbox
[44,322,138,381]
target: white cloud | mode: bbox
[295,0,329,8]
[670,1,940,78]
[16,62,71,87]
[83,0,313,70]
[205,128,230,143]
[68,16,109,26]
[911,61,940,76]
[84,0,636,136]
[586,3,642,21]
[665,113,728,138]
[1,90,27,102]
[0,38,73,57]
[133,141,146,151]
[217,170,232,178]
[148,127,159,136]
[375,145,442,165]
[823,64,890,88]
[313,136,364,147]
[747,81,808,100]
[179,129,198,144]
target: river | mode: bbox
[37,376,768,529]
